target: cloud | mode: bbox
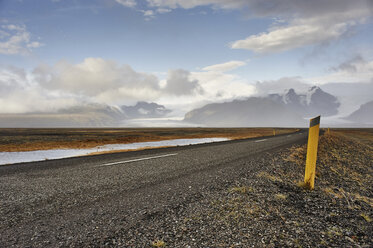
[146,0,247,10]
[143,10,155,16]
[140,9,156,20]
[202,60,246,72]
[191,70,256,101]
[230,3,372,53]
[115,0,137,8]
[308,56,373,84]
[156,68,256,115]
[33,58,162,104]
[330,55,366,73]
[145,0,373,18]
[0,66,78,113]
[164,69,203,96]
[0,58,208,113]
[0,23,43,55]
[133,0,373,52]
[156,8,172,14]
[254,77,312,96]
[230,21,350,53]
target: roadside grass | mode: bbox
[229,186,253,194]
[257,171,283,182]
[274,193,287,200]
[360,213,372,223]
[151,240,165,247]
[285,131,372,192]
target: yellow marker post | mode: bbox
[304,116,320,190]
[273,129,276,136]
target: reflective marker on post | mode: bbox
[304,116,320,190]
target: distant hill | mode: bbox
[269,86,340,117]
[184,97,305,127]
[345,100,373,124]
[121,102,171,119]
[0,104,125,128]
[0,102,172,127]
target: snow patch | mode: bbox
[0,138,230,165]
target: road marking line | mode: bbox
[96,153,178,167]
[287,135,292,137]
[255,139,267,143]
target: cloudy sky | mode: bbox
[0,0,373,115]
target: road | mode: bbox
[0,130,308,247]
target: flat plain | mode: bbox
[0,127,297,152]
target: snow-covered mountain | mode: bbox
[269,86,340,117]
[183,86,341,127]
[184,97,305,127]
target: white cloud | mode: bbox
[0,56,259,114]
[230,21,349,53]
[135,0,373,52]
[27,41,43,49]
[146,0,247,10]
[164,69,203,96]
[229,2,372,53]
[115,0,137,8]
[155,68,256,114]
[156,8,172,14]
[145,0,373,18]
[0,66,78,113]
[191,70,256,101]
[202,60,246,72]
[143,10,155,16]
[254,77,311,96]
[307,57,373,84]
[0,58,208,113]
[140,9,156,20]
[33,58,162,104]
[0,24,43,55]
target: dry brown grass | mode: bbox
[0,128,297,152]
[330,128,373,147]
[85,146,172,156]
[284,129,373,210]
[151,240,165,247]
[229,186,254,194]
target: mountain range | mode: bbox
[184,97,305,127]
[268,86,340,117]
[0,102,172,128]
[184,87,342,127]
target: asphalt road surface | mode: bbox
[0,130,308,247]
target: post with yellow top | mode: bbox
[304,116,321,190]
